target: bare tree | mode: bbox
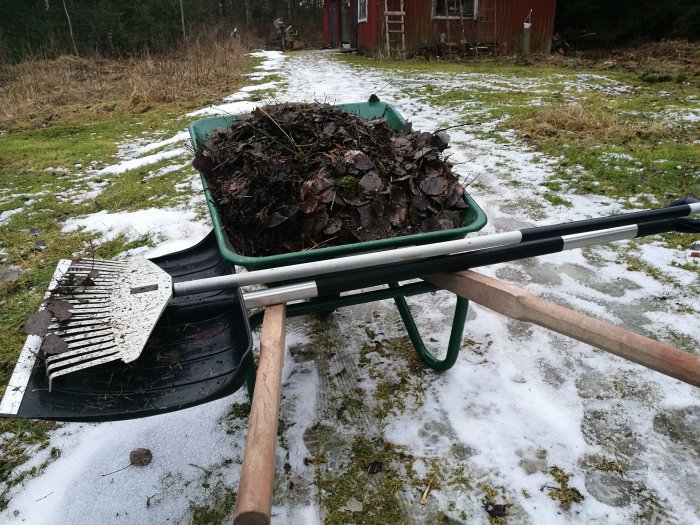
[61,0,79,56]
[179,0,187,41]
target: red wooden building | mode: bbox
[323,0,557,57]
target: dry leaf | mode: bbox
[129,448,153,467]
[45,300,73,322]
[41,334,69,355]
[22,310,51,336]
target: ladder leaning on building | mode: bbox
[384,0,406,59]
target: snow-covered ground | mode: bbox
[1,51,698,525]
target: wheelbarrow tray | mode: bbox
[2,232,252,422]
[188,101,487,270]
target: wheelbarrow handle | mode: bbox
[427,271,700,388]
[233,304,287,525]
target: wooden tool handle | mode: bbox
[427,271,700,387]
[233,304,287,525]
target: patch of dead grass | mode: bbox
[516,102,672,143]
[544,40,700,77]
[0,33,249,131]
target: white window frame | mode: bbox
[432,0,477,20]
[358,0,368,23]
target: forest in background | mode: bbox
[555,0,700,49]
[0,0,323,62]
[0,0,699,62]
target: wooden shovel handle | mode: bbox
[427,271,700,388]
[233,304,287,525]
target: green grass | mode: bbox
[315,436,416,524]
[507,93,699,205]
[545,466,585,508]
[543,192,572,207]
[0,420,60,510]
[188,482,237,525]
[0,109,189,181]
[89,162,193,212]
[0,96,221,515]
[336,53,566,77]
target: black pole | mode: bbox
[316,218,683,297]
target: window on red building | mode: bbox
[433,0,476,19]
[359,0,368,22]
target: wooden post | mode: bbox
[427,271,700,387]
[233,304,287,525]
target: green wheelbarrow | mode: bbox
[187,100,488,376]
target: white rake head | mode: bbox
[39,258,173,390]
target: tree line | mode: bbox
[0,0,323,62]
[556,0,699,48]
[0,0,698,62]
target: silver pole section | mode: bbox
[562,224,638,251]
[172,231,523,296]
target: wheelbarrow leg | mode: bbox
[390,282,469,371]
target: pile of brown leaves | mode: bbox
[193,103,470,256]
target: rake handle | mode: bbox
[427,271,700,387]
[233,304,287,525]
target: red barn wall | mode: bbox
[357,0,382,54]
[492,0,557,54]
[337,0,556,56]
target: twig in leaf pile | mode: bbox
[258,106,301,152]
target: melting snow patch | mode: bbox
[42,166,70,174]
[240,81,279,92]
[96,147,189,175]
[223,91,251,102]
[0,208,23,225]
[68,179,111,204]
[187,100,260,118]
[137,130,190,154]
[62,207,210,248]
[679,110,700,122]
[143,161,191,181]
[250,50,286,71]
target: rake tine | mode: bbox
[47,352,124,391]
[46,342,120,367]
